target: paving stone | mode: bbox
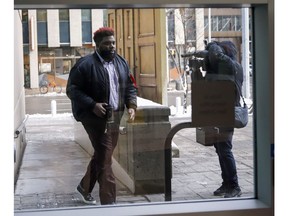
[14,114,254,210]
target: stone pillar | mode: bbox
[115,97,171,194]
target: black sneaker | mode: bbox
[76,185,96,205]
[224,186,242,198]
[213,185,227,196]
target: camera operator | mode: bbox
[66,27,137,205]
[205,41,243,198]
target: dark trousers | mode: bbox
[213,129,239,188]
[80,117,120,205]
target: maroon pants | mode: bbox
[80,120,120,205]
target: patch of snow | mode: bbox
[26,92,67,97]
[28,113,73,118]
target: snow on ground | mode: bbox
[25,92,67,97]
[27,113,73,118]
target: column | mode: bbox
[47,9,60,47]
[91,9,104,46]
[28,10,39,88]
[195,8,205,51]
[69,9,82,47]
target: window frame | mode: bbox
[14,0,274,216]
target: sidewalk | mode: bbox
[14,113,254,210]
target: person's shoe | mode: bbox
[224,186,242,198]
[213,185,227,196]
[76,185,96,205]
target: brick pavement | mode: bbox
[169,116,254,200]
[14,112,254,211]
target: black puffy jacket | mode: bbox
[205,42,243,107]
[66,52,137,121]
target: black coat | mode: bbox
[205,43,244,107]
[66,52,137,122]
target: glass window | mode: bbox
[37,10,47,45]
[37,9,47,22]
[59,9,70,44]
[59,9,69,21]
[206,15,242,32]
[17,6,254,206]
[236,16,242,31]
[82,9,91,21]
[211,16,218,31]
[81,9,92,43]
[22,10,29,44]
[13,3,273,216]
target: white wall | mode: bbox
[14,10,27,181]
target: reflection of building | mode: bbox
[22,9,105,88]
[167,8,251,65]
[166,8,252,96]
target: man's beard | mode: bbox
[99,50,116,62]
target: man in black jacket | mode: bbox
[205,41,243,198]
[66,27,137,205]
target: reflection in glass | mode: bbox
[14,7,254,211]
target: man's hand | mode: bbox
[127,108,135,122]
[92,103,108,118]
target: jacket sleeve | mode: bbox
[124,65,137,111]
[66,62,96,111]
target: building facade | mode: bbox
[22,8,251,91]
[22,9,104,88]
[167,8,250,57]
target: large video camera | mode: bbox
[181,50,208,81]
[181,50,208,72]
